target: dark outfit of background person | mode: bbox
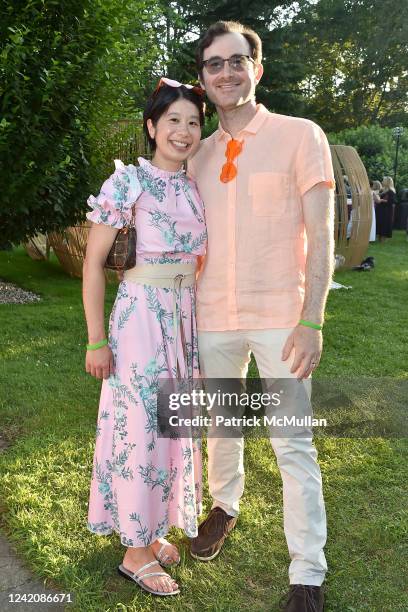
[376,189,395,238]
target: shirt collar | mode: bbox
[216,104,269,141]
[138,156,185,180]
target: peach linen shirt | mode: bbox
[188,104,335,331]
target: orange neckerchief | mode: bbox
[220,139,243,183]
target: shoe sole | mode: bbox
[190,548,222,562]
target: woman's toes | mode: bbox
[169,547,180,563]
[164,577,176,592]
[149,575,177,593]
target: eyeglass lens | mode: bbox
[205,55,252,74]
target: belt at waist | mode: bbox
[124,263,196,288]
[123,263,197,378]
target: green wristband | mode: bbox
[298,319,323,331]
[86,339,108,351]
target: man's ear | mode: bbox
[198,73,206,90]
[146,118,155,140]
[255,63,264,84]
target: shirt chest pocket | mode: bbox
[248,172,291,218]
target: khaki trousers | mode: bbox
[198,328,327,586]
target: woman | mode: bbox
[83,79,206,597]
[376,176,396,242]
[370,179,382,242]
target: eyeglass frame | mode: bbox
[201,54,256,75]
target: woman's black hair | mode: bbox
[143,85,205,151]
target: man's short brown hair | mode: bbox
[196,21,262,77]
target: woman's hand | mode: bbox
[85,345,115,379]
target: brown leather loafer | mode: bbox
[190,507,237,561]
[280,584,324,611]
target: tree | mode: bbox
[160,1,408,132]
[0,0,161,246]
[287,0,408,131]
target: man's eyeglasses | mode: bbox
[202,54,255,75]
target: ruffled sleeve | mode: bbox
[86,159,142,229]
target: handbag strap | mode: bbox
[127,165,143,228]
[128,201,136,228]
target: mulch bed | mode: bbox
[0,279,41,304]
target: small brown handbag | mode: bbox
[104,203,136,271]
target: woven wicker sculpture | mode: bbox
[48,223,117,282]
[330,144,372,269]
[48,223,90,278]
[23,233,50,261]
[97,119,150,183]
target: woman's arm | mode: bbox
[83,223,118,379]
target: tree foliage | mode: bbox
[0,0,160,246]
[279,0,408,131]
[162,0,408,131]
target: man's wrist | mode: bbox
[298,319,323,331]
[299,311,324,326]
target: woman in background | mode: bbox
[370,179,381,242]
[376,176,396,242]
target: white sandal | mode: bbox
[118,561,180,596]
[154,541,180,568]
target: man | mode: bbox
[188,21,335,611]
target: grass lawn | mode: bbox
[0,234,407,611]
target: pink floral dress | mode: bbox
[86,157,206,546]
